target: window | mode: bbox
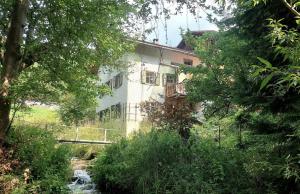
[113,73,123,89]
[105,80,112,90]
[183,59,193,66]
[163,73,177,85]
[141,70,160,85]
[166,74,176,84]
[146,71,156,84]
[111,103,121,118]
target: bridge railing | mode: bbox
[13,118,124,143]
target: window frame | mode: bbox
[183,59,193,66]
[142,70,160,86]
[113,73,123,89]
[166,73,177,84]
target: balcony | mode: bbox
[165,83,186,98]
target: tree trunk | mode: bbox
[0,99,11,143]
[0,0,29,145]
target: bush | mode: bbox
[7,126,71,193]
[67,144,103,160]
[92,130,253,194]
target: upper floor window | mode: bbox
[183,59,193,66]
[141,70,160,85]
[113,73,123,89]
[163,73,177,85]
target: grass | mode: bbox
[13,105,125,142]
[15,105,59,124]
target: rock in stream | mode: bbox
[68,158,99,194]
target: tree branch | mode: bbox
[281,0,300,17]
[19,43,49,72]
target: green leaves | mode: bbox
[294,2,300,7]
[257,57,272,69]
[1,0,138,117]
[254,57,275,91]
[259,72,274,91]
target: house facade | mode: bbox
[96,40,200,136]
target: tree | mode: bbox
[140,99,198,140]
[0,0,139,144]
[0,0,225,144]
[183,0,300,192]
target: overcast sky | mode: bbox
[146,6,219,47]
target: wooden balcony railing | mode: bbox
[165,83,186,98]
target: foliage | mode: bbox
[200,116,299,193]
[182,31,258,117]
[1,0,136,102]
[92,131,255,194]
[58,94,97,126]
[140,100,198,140]
[0,0,139,139]
[254,18,300,95]
[66,144,104,160]
[6,126,71,193]
[181,0,300,193]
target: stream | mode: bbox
[68,158,100,194]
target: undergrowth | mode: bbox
[0,126,71,194]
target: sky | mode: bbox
[146,5,219,47]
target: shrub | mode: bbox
[92,130,253,194]
[67,144,103,160]
[7,126,71,193]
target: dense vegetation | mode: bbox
[92,127,299,194]
[0,126,71,193]
[1,0,299,193]
[92,131,247,194]
[92,0,299,193]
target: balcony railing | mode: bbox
[165,83,186,98]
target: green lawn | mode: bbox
[15,105,60,124]
[14,105,124,142]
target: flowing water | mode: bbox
[68,158,100,194]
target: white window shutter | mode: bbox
[155,73,160,86]
[112,77,115,88]
[141,70,146,84]
[162,73,166,86]
[119,73,123,87]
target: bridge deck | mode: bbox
[57,139,112,145]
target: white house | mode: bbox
[96,39,200,135]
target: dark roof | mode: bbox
[176,30,216,51]
[135,39,198,57]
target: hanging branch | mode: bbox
[160,0,168,45]
[281,0,300,17]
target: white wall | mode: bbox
[96,68,128,112]
[97,42,200,135]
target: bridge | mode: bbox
[56,126,116,145]
[57,139,113,145]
